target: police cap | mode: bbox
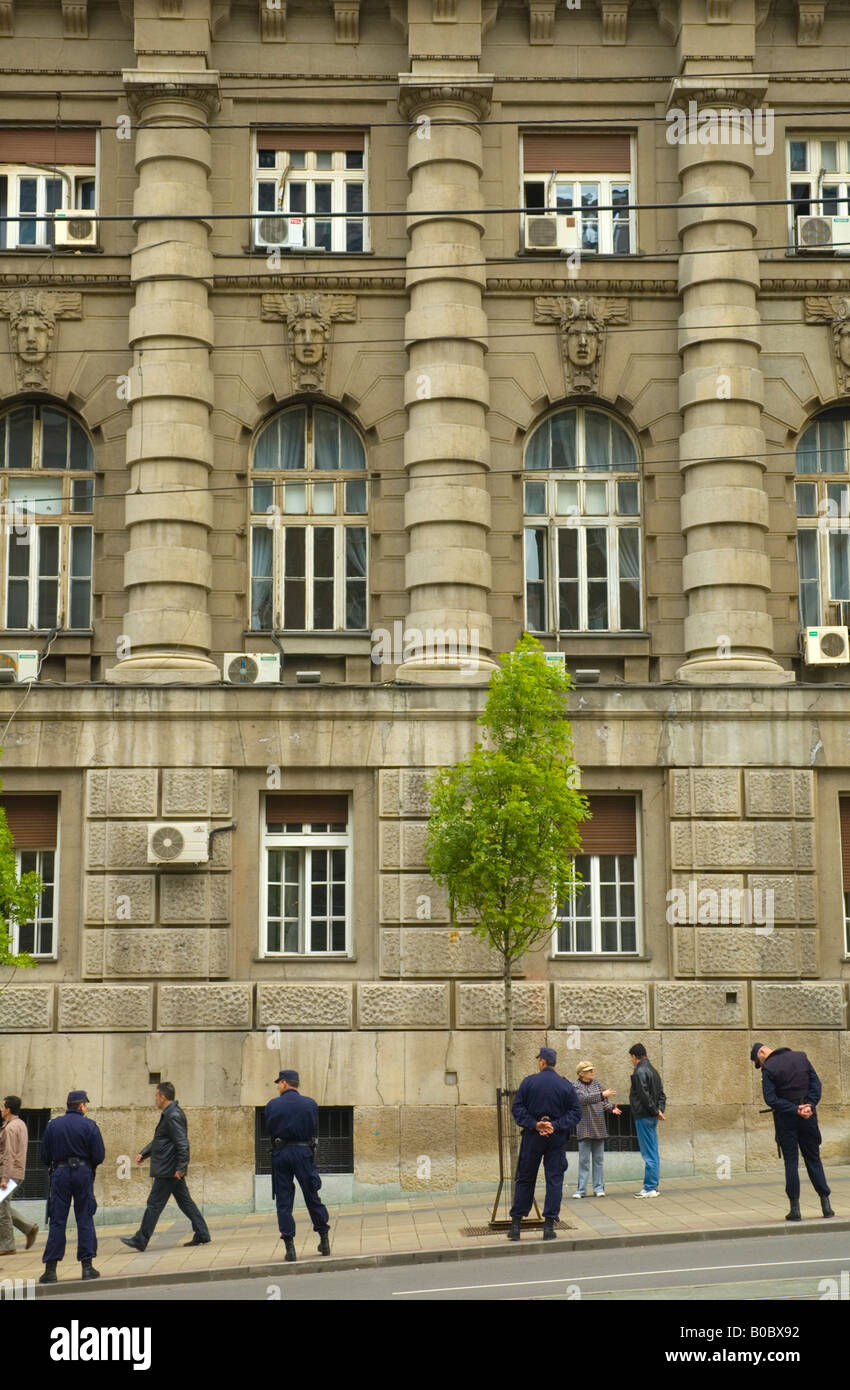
[275,1070,300,1085]
[67,1089,89,1106]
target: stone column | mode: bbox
[395,77,498,685]
[107,72,220,684]
[671,79,792,684]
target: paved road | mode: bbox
[45,1229,850,1301]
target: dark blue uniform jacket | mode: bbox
[265,1090,319,1142]
[41,1109,105,1168]
[761,1049,822,1118]
[512,1068,582,1136]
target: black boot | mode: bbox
[785,1201,802,1221]
[284,1237,296,1262]
[821,1194,835,1218]
[507,1218,521,1242]
[543,1218,556,1241]
[39,1260,58,1285]
[81,1260,100,1280]
[318,1232,330,1256]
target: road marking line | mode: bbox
[391,1254,846,1296]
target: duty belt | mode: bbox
[271,1138,312,1148]
[54,1158,91,1170]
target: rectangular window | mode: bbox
[3,524,92,630]
[788,135,850,250]
[0,795,58,959]
[525,486,642,633]
[262,795,350,956]
[842,798,850,954]
[522,132,634,255]
[555,795,639,955]
[253,131,367,252]
[250,520,367,632]
[0,128,96,249]
[254,1105,354,1174]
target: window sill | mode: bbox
[535,633,650,657]
[0,246,103,255]
[551,952,646,961]
[255,954,355,962]
[243,249,374,258]
[245,632,372,656]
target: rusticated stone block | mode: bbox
[800,930,818,974]
[654,982,748,1028]
[256,983,353,1029]
[752,983,845,1028]
[157,984,252,1030]
[400,1105,455,1189]
[84,875,106,922]
[379,769,400,818]
[796,875,816,922]
[744,770,793,818]
[86,822,107,869]
[457,982,548,1027]
[160,874,229,923]
[670,823,693,869]
[105,769,158,818]
[106,821,149,870]
[694,928,816,977]
[399,875,450,922]
[0,985,53,1031]
[554,984,649,1029]
[399,770,431,817]
[354,1106,400,1184]
[82,932,104,977]
[58,984,152,1031]
[380,927,400,976]
[379,821,400,870]
[456,1106,500,1182]
[673,927,696,976]
[792,771,814,818]
[686,821,797,869]
[379,874,400,923]
[793,823,815,869]
[746,874,799,923]
[400,822,428,870]
[162,768,232,817]
[208,827,232,869]
[692,769,741,818]
[358,983,450,1029]
[670,769,690,818]
[399,927,502,977]
[209,929,230,976]
[104,929,209,977]
[86,769,107,817]
[105,875,155,924]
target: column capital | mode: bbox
[667,75,768,114]
[398,75,493,122]
[122,70,221,121]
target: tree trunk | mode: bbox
[504,955,518,1205]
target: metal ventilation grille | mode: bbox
[257,216,290,243]
[63,217,95,240]
[820,629,847,659]
[800,217,833,247]
[527,215,558,247]
[150,825,186,861]
[228,655,259,684]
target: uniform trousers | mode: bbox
[271,1144,329,1239]
[776,1114,830,1202]
[510,1131,568,1221]
[43,1166,97,1263]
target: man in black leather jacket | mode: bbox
[120,1082,211,1252]
[628,1043,666,1198]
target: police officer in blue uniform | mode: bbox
[265,1070,331,1262]
[752,1042,834,1221]
[509,1047,582,1242]
[39,1089,106,1283]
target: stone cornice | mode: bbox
[122,70,222,120]
[398,76,493,121]
[667,75,769,113]
[486,276,679,295]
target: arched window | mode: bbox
[523,406,641,632]
[249,404,367,632]
[0,403,93,630]
[795,409,850,626]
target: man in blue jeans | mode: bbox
[628,1043,666,1198]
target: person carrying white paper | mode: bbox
[0,1096,38,1254]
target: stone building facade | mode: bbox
[0,0,849,1212]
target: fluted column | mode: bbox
[107,72,220,683]
[671,78,792,684]
[395,77,498,685]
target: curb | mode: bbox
[30,1215,850,1296]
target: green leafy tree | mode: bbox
[426,635,589,1184]
[0,777,42,989]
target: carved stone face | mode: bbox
[566,321,598,368]
[838,324,850,369]
[290,312,329,365]
[16,312,51,363]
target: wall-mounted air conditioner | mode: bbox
[54,210,98,248]
[802,626,850,665]
[796,214,850,254]
[253,215,305,249]
[223,652,281,685]
[147,822,210,865]
[523,213,580,253]
[0,650,39,683]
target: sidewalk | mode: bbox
[5,1169,848,1291]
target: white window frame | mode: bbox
[795,412,850,625]
[260,821,351,958]
[12,846,57,959]
[787,134,850,247]
[252,142,368,253]
[0,165,96,249]
[552,844,641,957]
[521,142,636,256]
[3,523,92,631]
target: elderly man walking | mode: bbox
[0,1096,38,1254]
